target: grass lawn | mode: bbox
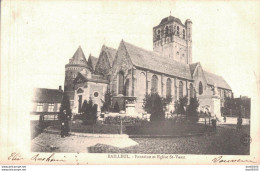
[47,119,207,135]
[88,125,250,155]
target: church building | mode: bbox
[64,15,232,119]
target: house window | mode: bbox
[166,78,172,98]
[183,29,185,39]
[179,81,183,98]
[118,71,125,95]
[48,103,54,112]
[151,75,158,94]
[36,103,44,112]
[199,81,203,95]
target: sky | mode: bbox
[2,0,260,99]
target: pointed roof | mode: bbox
[121,40,192,80]
[66,46,88,67]
[101,45,117,67]
[204,71,231,90]
[157,16,184,27]
[189,62,199,76]
[88,54,98,71]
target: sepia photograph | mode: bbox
[1,0,259,165]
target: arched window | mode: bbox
[179,81,183,98]
[183,29,185,39]
[166,78,172,98]
[138,72,146,97]
[190,83,193,98]
[125,79,129,96]
[165,26,169,35]
[199,81,203,95]
[151,75,158,94]
[157,30,161,39]
[118,71,124,95]
[177,26,179,36]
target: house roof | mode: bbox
[122,40,192,80]
[204,71,231,90]
[101,45,117,67]
[88,55,98,70]
[33,88,63,103]
[66,46,88,67]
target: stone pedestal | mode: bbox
[125,103,137,115]
[211,95,221,118]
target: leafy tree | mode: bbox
[82,99,98,124]
[186,96,200,122]
[101,91,112,112]
[173,96,188,116]
[114,101,120,113]
[143,93,170,122]
[58,93,72,120]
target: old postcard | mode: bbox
[0,0,259,165]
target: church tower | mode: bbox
[153,16,192,64]
[64,46,89,100]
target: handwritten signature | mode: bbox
[212,156,256,163]
[8,152,66,162]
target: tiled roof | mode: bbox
[88,55,98,70]
[204,71,231,90]
[32,88,63,103]
[159,16,184,26]
[189,62,199,75]
[67,46,88,66]
[101,45,117,67]
[122,40,192,80]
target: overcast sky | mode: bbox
[2,0,260,98]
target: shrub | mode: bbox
[143,93,170,122]
[58,93,72,120]
[113,102,120,113]
[104,116,148,126]
[186,97,200,123]
[101,91,112,113]
[82,99,98,124]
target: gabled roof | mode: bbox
[204,71,231,90]
[74,72,109,84]
[121,40,192,80]
[88,55,98,70]
[189,62,199,76]
[66,46,88,67]
[101,45,117,67]
[33,88,63,103]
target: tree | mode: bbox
[101,91,112,113]
[143,93,170,122]
[173,96,188,116]
[186,96,200,122]
[58,93,72,120]
[114,101,120,113]
[81,99,98,124]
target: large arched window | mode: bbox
[183,29,185,39]
[138,72,146,97]
[151,75,158,94]
[165,26,169,35]
[199,81,203,95]
[177,26,180,36]
[179,81,183,98]
[125,79,129,96]
[190,83,193,98]
[166,78,172,98]
[118,71,124,95]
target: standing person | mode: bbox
[211,115,217,132]
[237,115,242,132]
[60,109,70,137]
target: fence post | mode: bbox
[120,120,122,135]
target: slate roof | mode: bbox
[101,45,117,67]
[88,55,98,70]
[66,46,88,67]
[159,16,184,26]
[32,88,63,103]
[204,71,231,90]
[122,40,192,80]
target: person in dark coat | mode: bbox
[211,116,217,132]
[60,109,71,138]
